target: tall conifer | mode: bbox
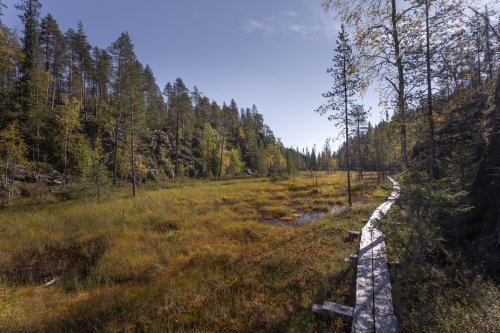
[316,24,359,207]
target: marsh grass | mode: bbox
[0,172,382,332]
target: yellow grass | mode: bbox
[0,172,385,332]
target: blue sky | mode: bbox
[1,0,386,152]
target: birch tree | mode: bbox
[323,0,423,170]
[54,94,81,174]
[0,123,29,203]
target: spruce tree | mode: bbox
[351,104,370,180]
[16,0,51,163]
[311,145,317,171]
[0,22,24,126]
[15,0,42,80]
[91,47,112,120]
[142,64,163,130]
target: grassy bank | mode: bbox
[0,172,385,332]
[378,171,500,333]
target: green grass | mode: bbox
[0,172,383,332]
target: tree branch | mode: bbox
[385,76,399,94]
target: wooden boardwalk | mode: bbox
[352,177,399,332]
[313,177,399,333]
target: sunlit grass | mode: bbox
[0,171,384,332]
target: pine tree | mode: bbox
[162,82,173,130]
[323,0,422,170]
[40,13,65,110]
[125,60,146,196]
[70,21,92,117]
[316,24,360,207]
[91,47,112,120]
[169,78,192,177]
[109,32,144,193]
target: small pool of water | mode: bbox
[271,205,344,226]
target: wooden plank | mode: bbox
[348,231,362,240]
[353,208,376,333]
[352,305,375,333]
[372,177,399,333]
[312,303,324,314]
[323,301,354,323]
[351,177,399,333]
[312,301,355,324]
[323,301,354,316]
[353,249,374,332]
[373,256,394,314]
[374,312,397,333]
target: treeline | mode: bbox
[0,0,313,200]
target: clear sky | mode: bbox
[1,0,387,153]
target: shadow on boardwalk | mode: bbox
[313,177,399,333]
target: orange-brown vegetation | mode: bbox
[0,172,384,332]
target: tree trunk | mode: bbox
[113,111,120,183]
[175,102,180,177]
[357,121,363,180]
[392,0,408,170]
[131,101,136,197]
[425,0,436,179]
[344,57,352,207]
[220,133,225,178]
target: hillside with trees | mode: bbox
[0,0,313,202]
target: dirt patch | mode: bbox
[151,221,179,234]
[2,238,107,284]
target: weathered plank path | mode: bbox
[352,177,399,332]
[313,177,399,333]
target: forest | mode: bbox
[0,0,500,331]
[0,0,319,200]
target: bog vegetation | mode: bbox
[1,0,500,331]
[0,172,384,332]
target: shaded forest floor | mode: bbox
[0,172,386,332]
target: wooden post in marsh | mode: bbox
[312,177,399,332]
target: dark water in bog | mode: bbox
[271,205,344,226]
